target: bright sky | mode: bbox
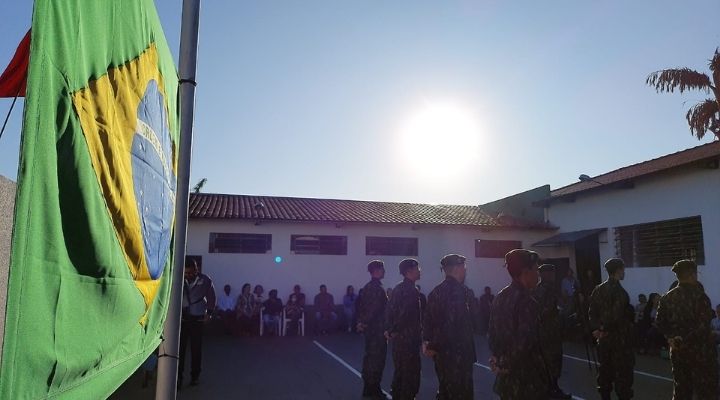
[1,1,718,205]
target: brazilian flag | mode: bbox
[0,0,179,398]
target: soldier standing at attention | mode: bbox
[533,264,571,399]
[385,258,423,400]
[488,249,548,400]
[588,258,635,400]
[357,260,389,400]
[423,254,477,400]
[656,259,718,400]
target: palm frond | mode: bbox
[709,48,720,73]
[646,68,712,94]
[685,99,720,140]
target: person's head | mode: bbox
[648,292,660,307]
[638,294,647,304]
[241,283,251,295]
[672,259,698,284]
[184,257,198,281]
[224,284,231,295]
[346,285,354,295]
[538,264,556,283]
[441,254,467,283]
[320,284,327,293]
[505,249,540,289]
[254,284,264,296]
[367,260,385,279]
[289,293,298,303]
[604,258,625,280]
[399,258,421,282]
[294,284,302,294]
[269,289,278,299]
[566,268,574,277]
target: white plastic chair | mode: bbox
[259,307,281,336]
[281,308,304,336]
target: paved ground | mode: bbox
[112,328,675,399]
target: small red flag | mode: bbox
[0,29,30,98]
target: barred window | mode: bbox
[209,233,272,254]
[291,235,347,255]
[615,216,704,267]
[366,236,418,256]
[475,240,522,258]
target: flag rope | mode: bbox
[0,89,20,141]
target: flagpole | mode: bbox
[155,0,201,398]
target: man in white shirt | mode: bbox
[217,284,237,335]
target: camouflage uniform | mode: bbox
[357,277,388,398]
[656,283,718,400]
[385,278,423,400]
[489,280,549,400]
[588,278,635,400]
[533,279,563,385]
[423,277,477,400]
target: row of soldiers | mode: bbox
[353,250,718,400]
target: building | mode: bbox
[186,194,559,302]
[535,141,720,305]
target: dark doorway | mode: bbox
[574,235,601,298]
[542,257,570,293]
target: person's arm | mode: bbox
[205,278,217,314]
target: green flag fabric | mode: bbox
[0,1,179,398]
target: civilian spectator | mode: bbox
[560,269,579,319]
[236,283,256,336]
[343,285,357,333]
[217,284,237,335]
[640,292,665,354]
[478,286,495,336]
[262,289,283,336]
[314,284,337,334]
[635,294,648,323]
[711,304,720,344]
[252,284,265,335]
[285,293,304,336]
[290,284,306,307]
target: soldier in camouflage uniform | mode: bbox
[656,259,718,400]
[588,258,635,400]
[357,260,389,399]
[488,249,549,400]
[423,254,477,400]
[533,264,571,399]
[385,258,423,400]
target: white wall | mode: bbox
[547,167,720,305]
[186,219,562,303]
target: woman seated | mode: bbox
[284,293,304,336]
[235,283,256,336]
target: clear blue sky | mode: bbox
[1,1,718,205]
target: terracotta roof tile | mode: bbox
[551,141,720,199]
[188,193,550,228]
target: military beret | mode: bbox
[604,258,625,274]
[671,259,697,274]
[504,249,539,276]
[538,264,555,273]
[399,258,419,275]
[440,254,466,269]
[367,260,385,272]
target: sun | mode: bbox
[397,101,482,180]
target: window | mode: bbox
[366,236,418,256]
[475,240,522,258]
[291,235,347,255]
[615,216,704,267]
[209,233,271,254]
